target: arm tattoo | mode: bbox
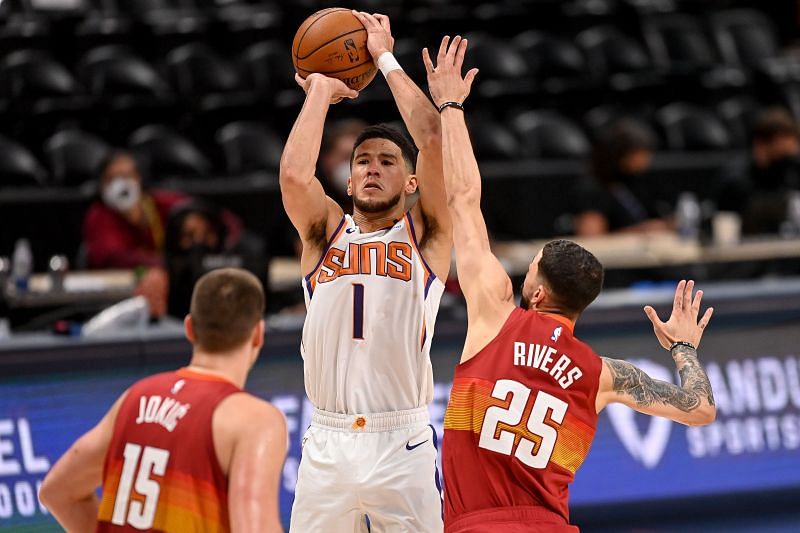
[673,345,716,407]
[604,348,714,413]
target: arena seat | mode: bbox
[656,102,732,151]
[511,110,591,159]
[44,129,110,186]
[216,121,283,176]
[240,40,295,98]
[78,45,171,101]
[0,134,48,188]
[129,124,212,179]
[709,9,779,68]
[467,113,521,160]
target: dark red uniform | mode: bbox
[443,308,603,532]
[97,368,242,533]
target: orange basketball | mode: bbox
[292,8,377,92]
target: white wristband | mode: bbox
[377,52,403,78]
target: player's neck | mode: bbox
[351,208,404,232]
[533,305,577,331]
[185,350,250,388]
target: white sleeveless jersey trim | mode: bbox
[300,212,445,414]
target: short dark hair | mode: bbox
[591,119,656,185]
[189,268,264,352]
[752,107,798,143]
[538,240,604,316]
[351,124,417,172]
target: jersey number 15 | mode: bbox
[478,379,568,469]
[112,443,170,529]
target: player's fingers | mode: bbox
[294,73,306,88]
[643,305,663,326]
[447,35,462,64]
[691,289,703,316]
[422,48,435,74]
[351,10,368,26]
[698,307,714,329]
[455,37,468,69]
[464,68,479,92]
[373,13,391,33]
[684,280,695,311]
[437,36,450,63]
[673,279,686,312]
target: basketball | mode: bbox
[292,8,377,92]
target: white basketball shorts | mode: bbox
[290,406,443,532]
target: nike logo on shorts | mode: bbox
[406,439,428,451]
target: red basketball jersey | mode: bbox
[97,368,242,533]
[443,308,603,528]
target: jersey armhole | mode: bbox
[457,306,524,369]
[303,215,348,298]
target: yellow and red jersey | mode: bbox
[443,308,602,527]
[97,368,241,533]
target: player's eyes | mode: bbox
[357,159,368,165]
[382,160,393,166]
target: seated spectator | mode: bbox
[572,120,673,236]
[164,200,266,318]
[718,107,800,234]
[83,151,187,270]
[317,118,369,212]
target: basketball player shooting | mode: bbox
[40,269,286,533]
[281,11,452,533]
[424,36,716,532]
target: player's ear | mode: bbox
[252,319,265,349]
[406,174,418,194]
[184,315,196,344]
[347,176,353,196]
[532,285,547,306]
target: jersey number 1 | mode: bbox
[352,283,364,339]
[112,443,170,529]
[478,379,568,469]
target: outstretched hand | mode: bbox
[644,280,714,350]
[352,11,394,60]
[422,35,478,107]
[294,73,358,104]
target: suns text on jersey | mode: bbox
[513,342,583,389]
[317,241,413,283]
[135,395,191,432]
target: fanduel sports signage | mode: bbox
[1,352,799,528]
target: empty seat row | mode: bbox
[0,41,295,108]
[0,121,283,188]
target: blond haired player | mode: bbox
[40,269,286,532]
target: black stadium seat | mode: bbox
[78,46,170,101]
[44,129,111,186]
[467,114,520,160]
[0,50,78,101]
[0,134,48,187]
[129,124,212,179]
[216,121,283,175]
[642,14,717,73]
[709,9,779,68]
[165,43,241,100]
[240,40,295,98]
[511,110,590,159]
[656,103,732,151]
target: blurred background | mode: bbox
[1,0,800,531]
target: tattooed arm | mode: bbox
[595,280,716,426]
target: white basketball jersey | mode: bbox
[301,212,445,414]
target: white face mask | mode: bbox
[331,161,351,196]
[102,176,141,212]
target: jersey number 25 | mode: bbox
[112,443,170,529]
[478,379,568,469]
